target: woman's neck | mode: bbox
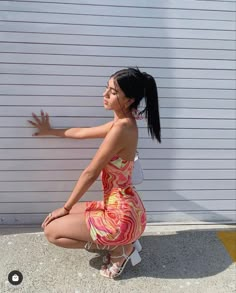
[114,110,133,120]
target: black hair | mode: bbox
[111,67,161,143]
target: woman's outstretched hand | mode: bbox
[28,110,52,136]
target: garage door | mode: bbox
[0,0,235,224]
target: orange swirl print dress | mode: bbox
[85,155,147,246]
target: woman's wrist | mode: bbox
[63,205,71,212]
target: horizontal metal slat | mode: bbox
[0,53,235,69]
[1,74,235,89]
[0,179,235,191]
[1,31,235,45]
[1,189,235,202]
[1,11,235,30]
[0,127,235,139]
[0,138,235,149]
[1,64,235,80]
[8,0,235,11]
[1,0,235,20]
[0,169,235,181]
[1,43,236,60]
[0,148,235,159]
[0,106,235,119]
[0,159,234,171]
[1,199,235,213]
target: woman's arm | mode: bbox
[64,122,127,210]
[61,122,114,139]
[28,110,113,139]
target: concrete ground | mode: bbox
[0,224,235,293]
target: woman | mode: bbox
[28,67,161,279]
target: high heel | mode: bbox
[100,246,141,279]
[129,248,142,266]
[134,239,142,253]
[102,239,142,265]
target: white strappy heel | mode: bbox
[102,239,142,266]
[100,246,141,279]
[134,239,142,252]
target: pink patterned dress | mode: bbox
[85,154,147,246]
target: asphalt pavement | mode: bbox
[0,224,235,293]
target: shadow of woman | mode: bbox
[88,230,233,280]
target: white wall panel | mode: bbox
[1,190,236,202]
[1,86,235,99]
[1,75,236,89]
[0,128,235,139]
[0,179,235,192]
[0,159,235,171]
[0,138,235,149]
[1,1,235,20]
[0,65,234,80]
[0,117,235,129]
[1,169,235,181]
[0,0,235,224]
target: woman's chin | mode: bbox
[103,104,110,109]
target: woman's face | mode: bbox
[103,78,132,112]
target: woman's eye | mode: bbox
[105,86,117,95]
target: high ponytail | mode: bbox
[140,72,161,143]
[111,67,161,143]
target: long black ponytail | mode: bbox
[111,67,161,143]
[140,72,161,143]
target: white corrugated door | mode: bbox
[0,0,235,224]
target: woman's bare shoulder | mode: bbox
[111,119,137,144]
[114,117,137,130]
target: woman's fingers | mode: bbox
[45,112,49,123]
[27,120,37,127]
[27,118,39,136]
[41,216,49,228]
[29,111,49,126]
[28,111,51,136]
[42,215,53,228]
[32,112,42,125]
[41,110,45,124]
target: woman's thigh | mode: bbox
[68,201,88,214]
[44,212,93,243]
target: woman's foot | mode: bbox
[102,240,142,265]
[109,244,134,267]
[100,244,141,279]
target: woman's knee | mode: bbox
[44,223,57,243]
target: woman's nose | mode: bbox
[103,88,109,97]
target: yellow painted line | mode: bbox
[217,231,236,262]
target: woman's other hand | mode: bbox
[28,110,52,136]
[41,207,69,229]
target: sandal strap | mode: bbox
[84,242,93,250]
[109,246,130,260]
[100,248,134,279]
[84,242,118,251]
[101,262,122,278]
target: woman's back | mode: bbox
[101,154,134,194]
[109,117,138,162]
